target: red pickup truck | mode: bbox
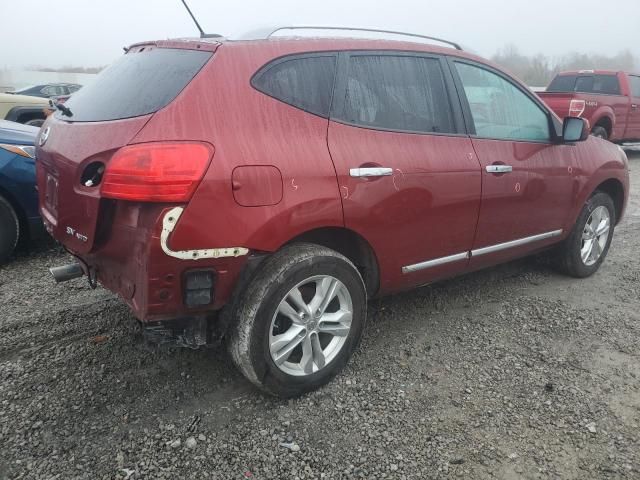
[538,70,640,143]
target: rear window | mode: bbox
[252,55,337,118]
[547,74,620,95]
[59,48,212,122]
[547,75,577,92]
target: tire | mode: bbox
[0,196,20,264]
[554,192,615,278]
[591,126,609,140]
[227,243,367,397]
[24,118,44,127]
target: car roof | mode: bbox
[129,35,490,65]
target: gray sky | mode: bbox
[1,0,638,69]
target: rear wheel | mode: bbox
[0,196,19,264]
[554,192,615,278]
[591,126,609,140]
[227,243,367,397]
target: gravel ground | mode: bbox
[1,151,639,480]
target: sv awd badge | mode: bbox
[66,226,88,243]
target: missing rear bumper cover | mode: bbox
[160,207,249,260]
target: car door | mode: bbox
[327,52,482,293]
[449,59,577,269]
[625,75,640,139]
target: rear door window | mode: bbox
[336,54,455,134]
[591,75,621,94]
[60,48,212,122]
[252,55,337,118]
[627,76,640,97]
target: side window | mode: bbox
[338,55,455,134]
[629,76,640,98]
[592,75,620,95]
[252,56,336,118]
[41,86,54,96]
[455,62,550,142]
[575,76,594,93]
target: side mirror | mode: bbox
[563,117,590,143]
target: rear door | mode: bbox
[625,75,640,139]
[327,51,481,293]
[450,59,576,269]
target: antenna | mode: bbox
[179,0,221,38]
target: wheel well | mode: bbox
[0,186,28,243]
[288,227,380,297]
[596,179,624,224]
[593,117,612,136]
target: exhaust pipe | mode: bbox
[49,263,85,283]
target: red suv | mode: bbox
[37,27,629,397]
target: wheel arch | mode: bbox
[285,227,380,297]
[592,113,613,137]
[595,178,625,225]
[0,184,27,242]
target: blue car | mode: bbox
[0,120,41,263]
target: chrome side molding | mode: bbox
[402,229,563,274]
[470,230,562,257]
[402,252,469,274]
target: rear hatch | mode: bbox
[36,44,215,254]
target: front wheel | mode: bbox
[227,243,367,397]
[591,126,609,140]
[554,192,615,278]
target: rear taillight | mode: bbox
[569,99,586,117]
[101,142,213,202]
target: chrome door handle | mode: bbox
[632,104,638,109]
[486,165,513,174]
[349,167,393,178]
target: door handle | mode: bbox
[349,167,393,178]
[486,165,513,174]
[632,104,638,109]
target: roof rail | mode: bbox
[235,25,463,50]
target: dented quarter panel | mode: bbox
[131,42,345,254]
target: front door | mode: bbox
[625,75,640,140]
[327,52,482,293]
[450,60,576,269]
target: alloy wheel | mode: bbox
[581,206,611,266]
[269,275,353,376]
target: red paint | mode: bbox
[327,122,481,291]
[232,165,283,207]
[36,37,630,323]
[539,70,640,142]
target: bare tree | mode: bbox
[491,46,638,87]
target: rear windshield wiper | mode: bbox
[55,103,73,118]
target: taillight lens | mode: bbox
[569,99,586,117]
[101,142,213,202]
